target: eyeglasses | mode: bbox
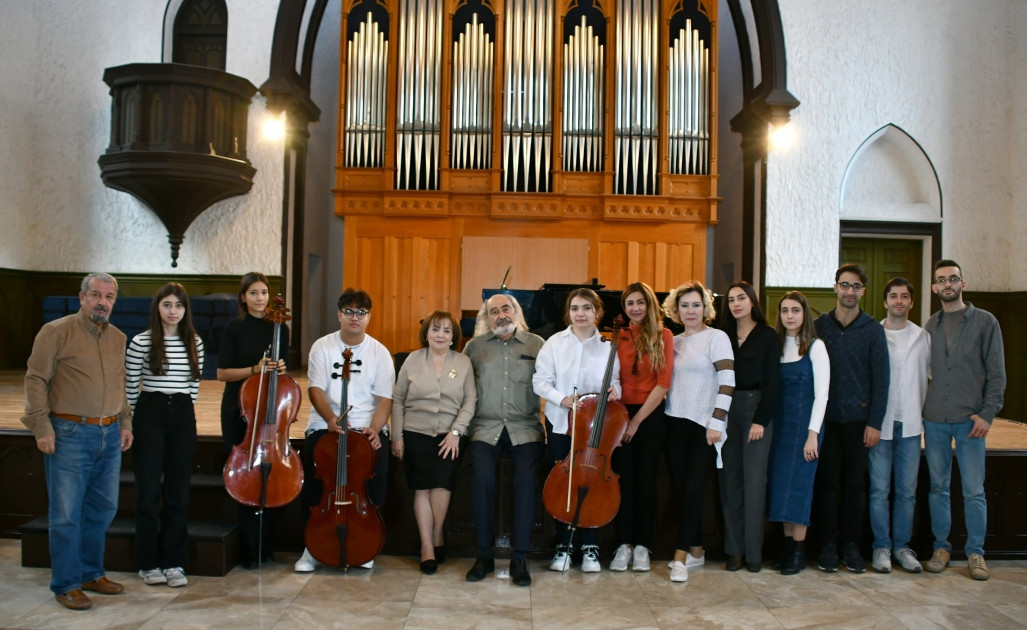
[935,276,962,286]
[837,281,865,293]
[341,308,369,320]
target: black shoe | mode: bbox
[746,562,762,573]
[725,555,743,572]
[434,545,447,564]
[421,559,438,575]
[817,542,839,573]
[242,559,259,570]
[782,540,806,576]
[842,542,866,573]
[510,559,531,586]
[465,557,495,582]
[261,551,275,563]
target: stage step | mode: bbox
[19,517,240,577]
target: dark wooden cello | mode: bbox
[542,315,630,530]
[223,295,304,508]
[304,347,385,568]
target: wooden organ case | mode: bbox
[335,0,718,351]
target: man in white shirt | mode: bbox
[869,277,929,574]
[294,288,395,571]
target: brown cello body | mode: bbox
[305,428,385,567]
[223,295,304,508]
[542,394,630,528]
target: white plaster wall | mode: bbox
[767,0,1022,291]
[0,0,283,275]
[1012,1,1027,281]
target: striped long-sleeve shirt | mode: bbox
[125,330,204,408]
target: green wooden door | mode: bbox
[840,237,923,325]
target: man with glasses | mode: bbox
[813,263,890,573]
[294,288,394,572]
[23,273,134,610]
[922,260,1005,580]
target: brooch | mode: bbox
[448,369,457,379]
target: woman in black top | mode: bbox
[718,281,781,572]
[216,272,289,569]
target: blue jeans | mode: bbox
[924,419,987,556]
[44,417,122,594]
[868,423,921,551]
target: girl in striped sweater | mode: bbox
[125,283,204,588]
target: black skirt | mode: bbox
[402,430,463,490]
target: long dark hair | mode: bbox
[148,283,201,380]
[237,271,270,317]
[775,290,817,357]
[720,281,767,339]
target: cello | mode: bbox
[223,295,304,508]
[542,315,631,531]
[304,347,385,568]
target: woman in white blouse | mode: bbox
[767,291,830,575]
[533,288,621,574]
[392,311,476,575]
[661,281,735,583]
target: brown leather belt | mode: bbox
[52,412,119,426]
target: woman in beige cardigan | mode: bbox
[391,310,476,574]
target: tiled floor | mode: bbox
[2,539,1026,629]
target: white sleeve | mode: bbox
[808,339,830,433]
[371,343,395,399]
[532,338,565,407]
[307,338,330,391]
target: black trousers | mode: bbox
[612,405,668,549]
[718,391,772,562]
[469,428,543,561]
[133,391,196,570]
[814,420,869,546]
[666,417,717,550]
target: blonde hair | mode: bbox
[663,280,716,325]
[622,282,666,372]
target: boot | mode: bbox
[772,536,792,571]
[782,539,806,576]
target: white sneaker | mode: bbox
[359,559,374,569]
[139,568,167,585]
[894,548,923,573]
[549,546,571,572]
[685,551,705,569]
[669,560,689,582]
[581,545,601,573]
[294,547,322,572]
[871,548,892,573]
[610,544,632,571]
[632,545,651,572]
[163,567,188,587]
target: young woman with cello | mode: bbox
[294,288,393,572]
[662,281,735,583]
[609,282,673,572]
[216,272,289,570]
[126,283,204,587]
[533,288,622,573]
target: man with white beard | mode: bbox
[462,294,545,587]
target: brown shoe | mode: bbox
[55,589,92,610]
[81,576,124,594]
[924,548,950,573]
[968,553,990,581]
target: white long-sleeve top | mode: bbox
[665,327,735,433]
[880,320,930,439]
[781,335,830,434]
[125,331,204,408]
[532,326,621,435]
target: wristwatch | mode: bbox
[451,428,460,437]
